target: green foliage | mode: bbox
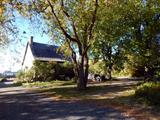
[22,80,75,88]
[116,58,145,77]
[89,60,105,75]
[135,82,160,105]
[16,61,75,82]
[57,62,75,80]
[91,0,160,79]
[16,70,26,81]
[4,0,160,84]
[0,0,18,45]
[32,61,56,81]
[13,0,101,89]
[16,69,34,82]
[92,0,136,78]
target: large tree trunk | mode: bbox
[76,54,88,90]
[77,69,87,90]
[68,42,89,90]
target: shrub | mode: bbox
[16,61,75,82]
[131,66,145,77]
[89,60,106,75]
[16,70,25,81]
[59,62,75,80]
[135,82,160,105]
[16,69,34,82]
[32,61,56,81]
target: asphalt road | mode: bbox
[0,81,134,120]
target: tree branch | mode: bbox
[60,0,80,43]
[87,0,98,40]
[31,0,48,13]
[66,38,79,74]
[47,0,78,43]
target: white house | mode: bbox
[22,37,66,69]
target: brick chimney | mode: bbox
[29,36,33,45]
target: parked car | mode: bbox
[88,73,106,82]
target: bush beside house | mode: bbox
[16,60,75,82]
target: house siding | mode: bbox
[22,45,34,70]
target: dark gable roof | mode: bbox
[30,42,64,60]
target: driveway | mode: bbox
[0,81,134,120]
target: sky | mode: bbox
[0,14,52,73]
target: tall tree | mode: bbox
[16,0,99,89]
[92,0,128,80]
[110,0,160,79]
[93,0,160,80]
[122,0,160,80]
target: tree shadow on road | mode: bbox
[0,80,140,120]
[0,88,128,120]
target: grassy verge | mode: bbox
[41,84,110,100]
[39,81,137,101]
[14,80,75,88]
[135,82,160,106]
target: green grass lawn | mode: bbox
[36,80,136,101]
[135,82,160,106]
[15,80,137,101]
[41,84,111,99]
[14,80,76,88]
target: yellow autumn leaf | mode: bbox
[0,7,3,14]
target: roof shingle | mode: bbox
[30,42,64,61]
